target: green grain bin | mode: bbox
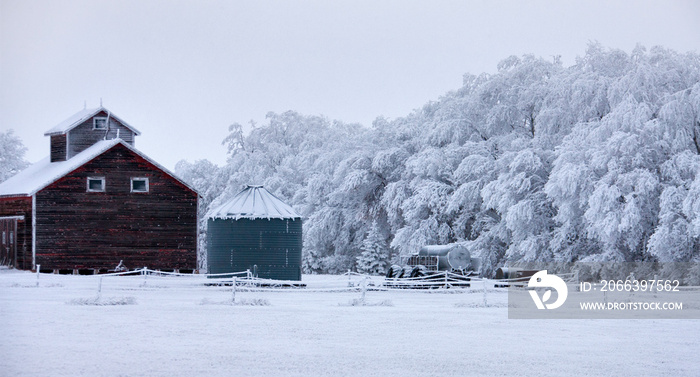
[207,185,302,280]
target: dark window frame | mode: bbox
[93,117,108,130]
[131,177,149,193]
[87,177,106,192]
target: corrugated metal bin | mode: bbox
[207,185,302,280]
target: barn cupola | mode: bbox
[44,107,141,162]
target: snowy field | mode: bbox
[1,268,699,377]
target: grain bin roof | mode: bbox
[209,185,301,220]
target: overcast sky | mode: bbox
[1,0,699,169]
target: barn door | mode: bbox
[0,218,17,267]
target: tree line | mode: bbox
[176,43,700,280]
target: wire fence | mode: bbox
[0,266,583,307]
[7,267,577,293]
[5,266,699,311]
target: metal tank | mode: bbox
[418,244,475,271]
[207,185,302,281]
[494,267,522,279]
[494,267,539,280]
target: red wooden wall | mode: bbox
[35,143,197,271]
[0,197,33,269]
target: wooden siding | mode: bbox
[50,134,67,162]
[0,197,33,269]
[67,110,135,159]
[35,143,197,270]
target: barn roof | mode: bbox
[44,107,141,136]
[209,185,301,220]
[0,139,197,197]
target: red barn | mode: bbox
[0,107,199,273]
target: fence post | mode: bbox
[231,277,237,305]
[482,279,488,307]
[36,264,41,287]
[98,276,103,297]
[143,267,148,286]
[348,269,352,287]
[603,285,607,304]
[360,277,368,304]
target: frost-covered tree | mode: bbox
[482,147,555,263]
[216,111,373,273]
[0,129,29,183]
[175,159,227,271]
[186,43,700,275]
[356,220,389,275]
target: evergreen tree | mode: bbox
[356,220,389,274]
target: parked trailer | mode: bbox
[385,243,481,288]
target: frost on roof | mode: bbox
[0,138,199,197]
[0,139,123,197]
[43,107,141,136]
[209,185,301,220]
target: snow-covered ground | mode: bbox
[1,269,699,377]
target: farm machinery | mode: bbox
[385,243,482,288]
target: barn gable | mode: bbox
[0,139,197,198]
[34,143,198,271]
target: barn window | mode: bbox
[1,231,5,245]
[87,177,105,192]
[93,117,108,130]
[131,177,149,193]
